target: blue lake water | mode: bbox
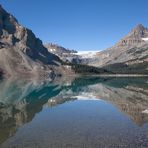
[0,77,148,148]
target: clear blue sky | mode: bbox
[0,0,148,51]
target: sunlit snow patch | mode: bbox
[142,37,148,41]
[76,93,100,101]
[75,51,99,58]
[142,109,148,114]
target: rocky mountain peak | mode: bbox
[0,5,19,37]
[0,4,8,15]
[133,24,146,31]
[0,5,62,78]
[87,24,148,70]
[116,24,148,47]
[130,24,148,38]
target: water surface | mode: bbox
[0,77,148,148]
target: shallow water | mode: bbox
[0,77,148,148]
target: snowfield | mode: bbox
[142,37,148,41]
[75,50,99,58]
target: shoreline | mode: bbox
[77,74,148,77]
[1,74,148,81]
[97,74,148,77]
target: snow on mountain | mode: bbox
[142,109,148,114]
[76,95,100,101]
[142,37,148,41]
[75,51,99,58]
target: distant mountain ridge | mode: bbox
[44,43,77,55]
[45,44,100,64]
[44,43,78,62]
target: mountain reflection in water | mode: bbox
[0,77,148,148]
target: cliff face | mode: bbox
[0,5,62,78]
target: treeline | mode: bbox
[61,60,148,75]
[61,61,112,74]
[103,62,148,74]
[0,68,3,79]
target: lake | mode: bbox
[0,77,148,148]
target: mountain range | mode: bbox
[50,24,148,74]
[0,5,147,78]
